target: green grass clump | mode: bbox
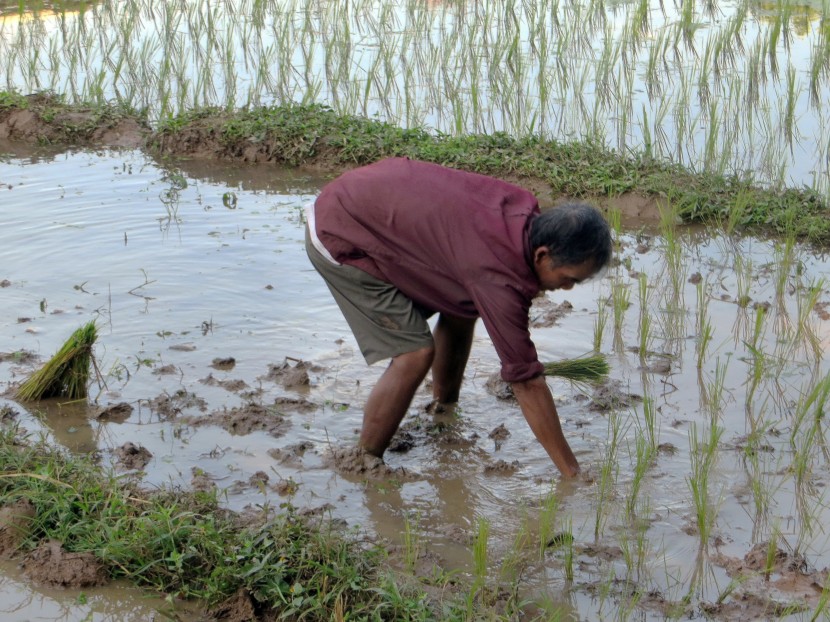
[542,355,610,383]
[16,321,97,401]
[0,425,534,619]
[4,93,829,245]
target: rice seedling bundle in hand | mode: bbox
[16,321,98,401]
[542,354,609,383]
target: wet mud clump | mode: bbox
[187,402,289,437]
[21,539,108,588]
[483,459,520,474]
[200,373,249,392]
[113,442,153,470]
[488,423,511,450]
[485,373,515,401]
[1,404,19,424]
[263,359,315,389]
[710,543,829,613]
[580,379,642,411]
[268,441,315,466]
[0,95,148,148]
[0,499,36,558]
[530,298,574,328]
[94,401,133,423]
[325,446,415,480]
[211,356,237,370]
[0,349,38,365]
[147,389,208,419]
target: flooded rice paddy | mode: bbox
[2,142,830,619]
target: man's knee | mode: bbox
[392,345,435,375]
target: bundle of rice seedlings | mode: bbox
[16,321,98,401]
[542,354,609,384]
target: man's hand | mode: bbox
[511,375,580,477]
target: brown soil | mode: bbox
[0,96,147,148]
[267,440,315,465]
[94,401,133,422]
[580,379,643,411]
[186,402,289,437]
[191,467,217,493]
[483,459,520,474]
[153,364,180,376]
[711,542,828,611]
[21,539,108,588]
[530,298,573,328]
[211,357,237,370]
[324,446,416,481]
[1,403,18,424]
[263,359,314,389]
[113,442,153,470]
[484,372,515,401]
[272,396,318,412]
[200,373,249,392]
[0,350,38,365]
[0,500,36,558]
[146,389,208,419]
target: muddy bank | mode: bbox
[4,94,829,242]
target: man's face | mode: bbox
[533,247,597,291]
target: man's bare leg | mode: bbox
[431,314,476,404]
[359,345,434,457]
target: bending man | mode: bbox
[305,157,612,477]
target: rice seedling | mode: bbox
[542,354,610,384]
[593,295,609,352]
[687,421,724,551]
[704,355,730,416]
[538,490,559,560]
[595,410,625,539]
[611,280,631,352]
[16,321,98,401]
[473,517,490,583]
[402,511,421,573]
[637,272,652,360]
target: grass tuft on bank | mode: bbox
[0,424,468,620]
[3,91,829,245]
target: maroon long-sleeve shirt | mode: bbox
[313,157,545,382]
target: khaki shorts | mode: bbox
[305,228,434,364]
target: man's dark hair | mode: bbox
[529,202,612,270]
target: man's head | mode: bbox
[529,203,612,291]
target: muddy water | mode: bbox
[2,143,830,619]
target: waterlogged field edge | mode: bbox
[0,421,521,621]
[2,91,829,247]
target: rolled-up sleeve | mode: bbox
[469,282,544,383]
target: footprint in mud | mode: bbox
[324,446,416,480]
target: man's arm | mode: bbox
[511,375,579,477]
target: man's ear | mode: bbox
[533,246,550,264]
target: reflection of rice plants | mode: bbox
[637,272,652,359]
[695,279,713,369]
[595,410,625,539]
[4,0,830,194]
[594,295,609,352]
[611,281,631,352]
[687,421,723,550]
